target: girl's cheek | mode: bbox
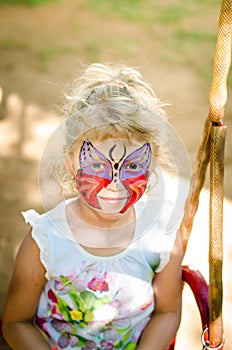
[75,170,111,209]
[120,173,149,213]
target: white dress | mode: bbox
[22,196,177,350]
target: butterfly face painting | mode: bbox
[75,139,151,213]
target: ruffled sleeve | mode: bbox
[22,209,51,280]
[154,228,177,273]
[137,197,178,273]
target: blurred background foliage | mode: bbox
[1,0,230,87]
[0,0,58,4]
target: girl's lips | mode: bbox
[98,197,128,201]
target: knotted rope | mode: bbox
[179,0,231,348]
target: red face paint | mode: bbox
[120,172,149,213]
[75,140,151,213]
[76,169,111,209]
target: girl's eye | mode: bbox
[92,163,106,170]
[126,163,140,171]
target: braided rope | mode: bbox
[209,126,226,347]
[179,118,211,253]
[179,0,231,346]
[209,0,232,123]
[180,0,231,252]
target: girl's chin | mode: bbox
[97,197,128,214]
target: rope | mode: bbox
[179,118,211,253]
[179,0,231,254]
[179,0,231,347]
[209,126,226,347]
[209,0,232,123]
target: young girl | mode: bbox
[3,63,184,350]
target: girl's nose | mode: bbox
[106,178,125,192]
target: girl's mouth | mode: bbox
[98,197,128,201]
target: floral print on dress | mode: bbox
[35,261,147,350]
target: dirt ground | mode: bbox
[0,1,231,349]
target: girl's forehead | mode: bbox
[87,138,145,159]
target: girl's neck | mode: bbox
[65,198,136,251]
[73,198,135,229]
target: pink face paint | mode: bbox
[76,140,151,212]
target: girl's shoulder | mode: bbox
[135,196,180,273]
[22,198,73,223]
[21,199,77,280]
[22,198,76,240]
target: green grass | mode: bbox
[0,37,73,62]
[0,36,75,72]
[0,0,59,5]
[0,0,221,7]
[174,30,217,43]
[34,44,74,71]
[36,45,73,62]
[1,37,31,50]
[84,0,143,22]
[1,0,228,86]
[83,0,226,87]
[84,0,221,23]
[227,69,232,88]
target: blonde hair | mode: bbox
[62,63,171,161]
[54,63,176,195]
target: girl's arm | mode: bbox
[137,230,183,350]
[2,230,50,349]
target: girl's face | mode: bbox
[74,138,152,214]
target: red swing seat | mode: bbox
[167,265,209,349]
